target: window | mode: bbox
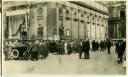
[73,12,78,21]
[87,22,90,24]
[97,17,99,21]
[66,10,69,16]
[81,13,84,17]
[74,12,77,16]
[66,29,70,37]
[59,8,63,16]
[101,25,104,27]
[38,7,43,15]
[92,17,94,20]
[37,24,43,39]
[87,16,89,18]
[120,11,125,18]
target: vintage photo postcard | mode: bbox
[1,0,127,76]
[0,0,1,76]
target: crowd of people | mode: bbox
[3,39,126,64]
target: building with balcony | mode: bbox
[3,1,109,41]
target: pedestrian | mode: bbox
[60,40,64,54]
[82,39,90,59]
[64,41,68,54]
[67,41,71,55]
[74,40,77,53]
[96,41,99,51]
[23,41,33,60]
[30,40,40,61]
[77,40,82,53]
[85,39,90,59]
[103,40,107,51]
[100,40,104,52]
[116,40,126,63]
[43,41,49,59]
[4,41,9,60]
[116,41,121,63]
[38,41,44,59]
[70,40,74,53]
[79,40,83,59]
[92,40,95,52]
[106,39,111,54]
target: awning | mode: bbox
[6,10,27,16]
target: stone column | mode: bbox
[56,3,60,40]
[25,14,28,39]
[90,12,91,39]
[26,2,31,39]
[9,16,12,39]
[78,6,80,39]
[117,23,119,39]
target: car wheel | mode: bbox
[11,49,19,60]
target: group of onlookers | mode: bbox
[3,39,126,65]
[91,40,112,54]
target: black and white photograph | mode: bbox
[0,0,1,76]
[2,0,126,75]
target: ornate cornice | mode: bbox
[69,1,108,15]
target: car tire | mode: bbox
[11,49,19,60]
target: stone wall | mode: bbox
[4,1,109,40]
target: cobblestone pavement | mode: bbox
[2,46,126,75]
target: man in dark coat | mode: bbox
[116,41,121,63]
[60,41,64,55]
[121,40,126,54]
[67,42,71,55]
[70,40,74,53]
[106,40,111,54]
[116,40,126,63]
[42,41,49,59]
[85,39,90,59]
[81,39,90,59]
[100,41,103,52]
[96,41,99,51]
[30,40,40,61]
[23,41,32,60]
[92,40,96,52]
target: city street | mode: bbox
[2,1,126,76]
[3,46,126,75]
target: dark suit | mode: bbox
[30,43,39,61]
[79,41,83,59]
[79,40,90,59]
[116,41,126,63]
[84,40,90,59]
[106,40,111,54]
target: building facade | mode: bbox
[107,1,126,39]
[3,1,108,41]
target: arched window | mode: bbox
[74,12,77,16]
[92,17,94,20]
[87,15,89,19]
[59,8,63,16]
[38,7,43,15]
[66,9,69,16]
[81,13,84,17]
